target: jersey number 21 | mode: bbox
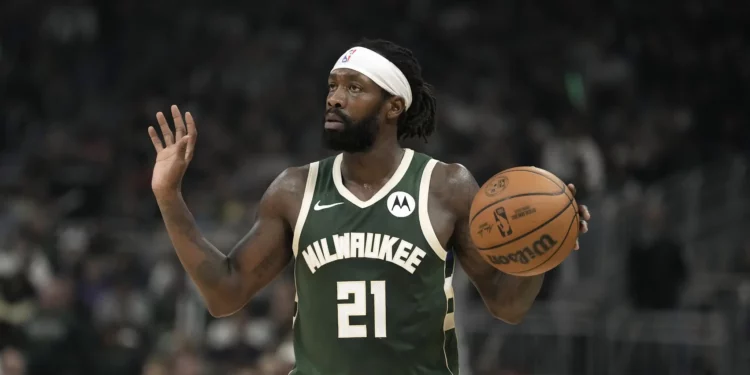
[337,281,387,338]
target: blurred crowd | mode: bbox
[1,0,749,374]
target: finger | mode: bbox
[171,105,187,139]
[567,183,577,196]
[579,204,591,221]
[185,111,197,137]
[184,136,195,161]
[185,112,198,161]
[176,135,189,159]
[156,112,174,145]
[580,220,589,234]
[148,126,164,151]
[574,239,580,251]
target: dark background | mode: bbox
[1,0,749,374]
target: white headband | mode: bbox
[331,47,413,110]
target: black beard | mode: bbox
[322,108,380,153]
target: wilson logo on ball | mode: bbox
[486,234,558,265]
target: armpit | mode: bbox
[425,161,480,248]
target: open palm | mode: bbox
[148,105,198,193]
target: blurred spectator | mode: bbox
[0,231,53,348]
[0,347,26,375]
[627,201,687,310]
[140,358,168,375]
[23,277,93,375]
[540,113,606,199]
[172,351,204,375]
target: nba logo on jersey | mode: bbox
[386,191,415,218]
[341,48,357,63]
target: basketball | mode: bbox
[469,167,579,276]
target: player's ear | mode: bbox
[386,96,405,121]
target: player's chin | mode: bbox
[321,134,347,151]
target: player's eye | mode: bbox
[328,83,336,91]
[348,85,362,93]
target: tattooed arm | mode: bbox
[154,167,305,317]
[431,163,543,324]
[148,104,304,317]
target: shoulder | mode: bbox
[428,161,480,216]
[259,164,313,219]
[268,165,311,196]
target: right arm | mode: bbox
[155,168,305,317]
[149,105,304,317]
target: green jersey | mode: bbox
[289,149,459,375]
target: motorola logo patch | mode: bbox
[386,191,416,218]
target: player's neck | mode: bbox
[341,141,404,186]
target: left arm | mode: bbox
[435,163,544,324]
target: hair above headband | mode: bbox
[331,47,413,110]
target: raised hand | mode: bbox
[149,105,198,194]
[567,183,591,250]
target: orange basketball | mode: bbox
[469,167,579,276]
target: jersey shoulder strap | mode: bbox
[397,150,431,189]
[312,154,338,197]
[292,160,322,257]
[411,152,450,261]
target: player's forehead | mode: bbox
[329,68,377,86]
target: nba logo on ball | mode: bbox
[387,191,415,218]
[341,48,357,63]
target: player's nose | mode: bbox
[326,87,347,109]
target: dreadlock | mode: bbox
[355,39,437,142]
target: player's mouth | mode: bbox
[325,113,345,130]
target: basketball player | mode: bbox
[148,39,592,375]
